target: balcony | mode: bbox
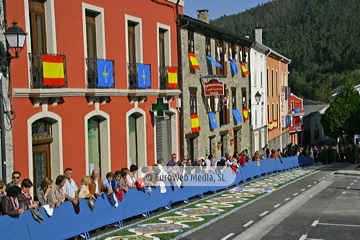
[29,53,67,88]
[128,63,151,89]
[86,58,115,88]
[159,66,179,90]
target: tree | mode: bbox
[321,82,360,142]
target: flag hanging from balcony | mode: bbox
[167,67,178,88]
[137,64,151,88]
[188,52,200,70]
[268,121,273,131]
[240,63,250,76]
[242,107,249,121]
[208,112,218,130]
[191,114,201,132]
[42,54,65,86]
[206,56,222,68]
[232,108,243,124]
[230,60,238,75]
[97,60,114,87]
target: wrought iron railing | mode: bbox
[29,53,67,88]
[128,63,151,89]
[159,66,179,90]
[86,58,115,88]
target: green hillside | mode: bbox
[210,0,360,102]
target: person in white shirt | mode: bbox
[63,168,79,205]
[126,165,138,187]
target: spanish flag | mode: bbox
[240,63,250,76]
[167,67,178,88]
[42,54,65,86]
[242,107,249,121]
[268,121,273,131]
[188,52,200,70]
[191,114,201,132]
[273,119,278,129]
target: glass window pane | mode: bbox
[88,26,96,59]
[36,14,45,53]
[88,117,100,173]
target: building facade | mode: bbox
[288,93,305,145]
[178,11,254,160]
[4,0,184,185]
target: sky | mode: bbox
[184,0,273,20]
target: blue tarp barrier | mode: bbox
[0,156,313,240]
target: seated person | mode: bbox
[49,175,66,208]
[78,175,93,199]
[1,186,24,216]
[18,178,39,210]
[89,169,113,196]
[36,177,54,207]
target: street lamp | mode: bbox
[254,91,262,105]
[0,21,27,180]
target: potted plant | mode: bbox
[230,138,235,145]
[217,141,222,149]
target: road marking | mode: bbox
[299,234,307,240]
[323,177,325,179]
[317,222,360,228]
[243,220,254,227]
[221,233,235,240]
[308,185,312,187]
[357,177,359,180]
[274,204,281,208]
[284,198,290,201]
[293,193,299,196]
[259,211,269,217]
[350,183,354,185]
[342,191,346,194]
[318,179,322,181]
[301,188,306,191]
[354,180,357,182]
[311,220,319,226]
[347,187,350,189]
[314,182,317,184]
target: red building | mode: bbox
[5,0,184,186]
[288,93,305,145]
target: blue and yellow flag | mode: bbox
[137,64,151,88]
[97,60,114,87]
[230,60,238,75]
[232,108,243,124]
[208,112,218,130]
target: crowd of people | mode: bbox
[1,143,358,219]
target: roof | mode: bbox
[331,84,360,96]
[303,99,327,106]
[303,99,329,117]
[178,14,255,47]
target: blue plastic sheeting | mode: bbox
[0,156,312,240]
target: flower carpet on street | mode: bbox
[96,165,325,240]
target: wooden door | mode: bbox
[32,141,51,192]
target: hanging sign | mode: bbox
[280,92,286,128]
[204,79,224,96]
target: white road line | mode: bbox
[357,177,359,180]
[243,220,254,227]
[318,222,360,228]
[308,185,312,187]
[323,177,325,179]
[274,204,281,208]
[347,187,350,189]
[221,233,235,240]
[293,193,299,196]
[342,191,346,194]
[299,234,307,240]
[318,179,322,181]
[301,188,306,191]
[350,183,354,185]
[311,220,319,226]
[354,180,357,182]
[284,198,290,201]
[259,211,269,217]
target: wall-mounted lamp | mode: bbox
[4,21,27,59]
[254,91,262,105]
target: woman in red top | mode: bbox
[252,151,259,161]
[270,149,276,158]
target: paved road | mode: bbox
[182,163,360,240]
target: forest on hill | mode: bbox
[210,0,360,102]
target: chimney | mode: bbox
[197,9,209,24]
[255,27,262,44]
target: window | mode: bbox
[267,68,270,97]
[29,0,47,53]
[242,47,247,62]
[190,87,197,114]
[159,29,166,67]
[231,87,236,109]
[255,110,258,126]
[241,88,247,108]
[220,87,230,126]
[261,107,264,125]
[314,130,320,140]
[206,96,219,113]
[88,117,101,173]
[276,103,279,120]
[188,31,194,53]
[272,104,275,122]
[215,40,227,76]
[267,104,270,123]
[272,70,274,97]
[128,21,137,64]
[276,70,278,96]
[205,37,211,57]
[228,43,236,61]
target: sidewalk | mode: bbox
[331,162,360,176]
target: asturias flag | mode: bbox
[167,67,178,88]
[42,54,65,86]
[208,112,218,130]
[188,52,200,70]
[97,60,114,87]
[232,108,243,124]
[230,60,238,75]
[206,56,222,68]
[137,64,151,88]
[191,114,201,133]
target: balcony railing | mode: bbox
[86,58,115,88]
[128,63,151,89]
[29,53,67,88]
[159,66,178,90]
